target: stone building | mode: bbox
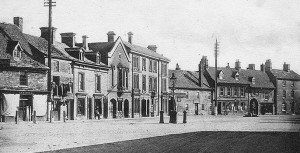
[265,59,300,115]
[0,19,49,122]
[202,56,275,115]
[168,64,212,116]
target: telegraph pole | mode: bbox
[44,0,56,121]
[214,39,219,116]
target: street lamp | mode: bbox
[170,73,177,111]
[151,89,156,117]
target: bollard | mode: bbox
[15,111,19,124]
[50,110,53,123]
[63,111,66,123]
[159,111,164,123]
[183,110,187,123]
[33,111,36,124]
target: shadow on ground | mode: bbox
[42,131,300,153]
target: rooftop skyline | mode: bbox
[1,0,299,73]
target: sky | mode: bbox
[1,0,300,73]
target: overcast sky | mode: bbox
[1,0,300,73]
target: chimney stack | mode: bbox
[147,45,157,52]
[199,61,203,87]
[82,35,89,50]
[260,64,265,72]
[107,31,115,42]
[283,62,290,72]
[175,63,180,70]
[265,59,272,71]
[40,27,57,42]
[235,59,241,71]
[60,32,76,48]
[201,56,208,70]
[226,63,230,68]
[248,64,255,70]
[128,32,133,44]
[13,17,23,32]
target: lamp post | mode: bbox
[170,73,177,111]
[151,89,156,117]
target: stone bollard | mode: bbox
[159,111,164,123]
[63,111,66,123]
[15,111,19,124]
[33,111,36,124]
[183,110,187,123]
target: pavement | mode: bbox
[0,115,299,153]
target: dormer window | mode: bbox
[235,72,239,80]
[96,54,101,64]
[13,45,22,60]
[79,51,84,61]
[219,71,224,80]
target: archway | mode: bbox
[124,99,129,118]
[110,99,117,118]
[250,98,258,115]
[141,99,147,117]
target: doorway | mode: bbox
[124,99,129,118]
[141,99,147,117]
[19,95,33,121]
[110,99,117,118]
[217,102,222,114]
[250,99,258,115]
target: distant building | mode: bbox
[0,19,49,122]
[169,63,212,116]
[203,56,275,115]
[265,59,300,115]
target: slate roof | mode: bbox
[206,67,275,89]
[168,69,211,90]
[24,34,107,67]
[270,69,300,81]
[0,23,48,70]
[123,41,170,62]
[87,42,115,53]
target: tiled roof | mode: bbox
[270,69,300,80]
[206,67,274,89]
[168,69,211,90]
[88,42,115,53]
[0,23,48,70]
[123,41,170,62]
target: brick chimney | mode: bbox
[40,27,57,42]
[199,61,203,87]
[128,32,133,44]
[175,63,180,70]
[60,32,76,48]
[13,17,23,32]
[226,63,230,68]
[260,64,265,72]
[235,59,241,71]
[248,64,255,70]
[147,45,157,52]
[283,62,290,72]
[107,31,115,42]
[82,35,89,50]
[201,56,208,70]
[265,59,272,71]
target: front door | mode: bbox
[217,102,222,114]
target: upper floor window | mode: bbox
[197,92,200,99]
[227,87,231,96]
[53,61,59,72]
[282,80,286,87]
[252,77,255,84]
[264,92,269,100]
[240,87,245,97]
[68,65,72,74]
[153,60,157,73]
[283,90,286,99]
[118,68,129,90]
[291,90,295,99]
[78,72,85,91]
[20,72,28,86]
[149,77,153,91]
[220,87,225,96]
[149,60,153,72]
[133,73,139,89]
[153,77,157,92]
[95,75,101,92]
[235,73,239,80]
[233,87,238,96]
[142,58,146,71]
[161,63,167,77]
[162,78,167,92]
[111,66,115,86]
[142,75,146,92]
[133,56,140,71]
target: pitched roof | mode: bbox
[88,42,115,53]
[270,69,300,81]
[123,41,170,62]
[168,69,211,90]
[0,23,48,70]
[206,67,275,89]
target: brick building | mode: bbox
[168,64,212,116]
[202,56,275,115]
[0,19,49,122]
[265,59,300,115]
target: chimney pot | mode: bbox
[107,31,115,42]
[128,32,133,44]
[235,59,241,71]
[226,63,230,68]
[260,64,265,72]
[248,64,255,70]
[265,59,272,71]
[175,63,180,70]
[82,35,89,50]
[283,62,290,72]
[13,17,23,32]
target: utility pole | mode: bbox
[44,0,56,121]
[214,39,219,116]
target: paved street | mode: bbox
[0,115,299,153]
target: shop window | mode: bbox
[20,72,28,86]
[77,98,85,115]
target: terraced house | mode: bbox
[84,31,170,118]
[202,56,275,115]
[0,19,49,122]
